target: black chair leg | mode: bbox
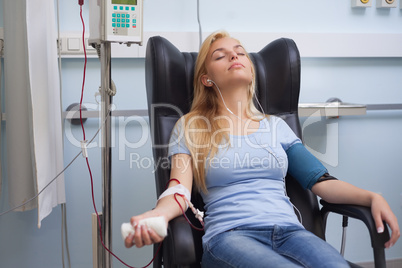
[153,243,163,268]
[373,248,386,268]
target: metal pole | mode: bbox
[100,41,112,268]
[340,216,348,257]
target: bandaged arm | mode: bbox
[158,184,191,209]
[286,143,337,190]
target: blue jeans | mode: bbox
[202,225,349,268]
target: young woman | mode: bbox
[125,31,400,267]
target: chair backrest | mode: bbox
[145,36,326,260]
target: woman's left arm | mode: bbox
[312,180,400,248]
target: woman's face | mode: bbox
[203,37,253,88]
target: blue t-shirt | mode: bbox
[168,116,305,244]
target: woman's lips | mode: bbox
[229,63,244,70]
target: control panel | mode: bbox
[89,0,143,45]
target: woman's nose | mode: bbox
[230,53,238,61]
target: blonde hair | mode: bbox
[179,30,262,193]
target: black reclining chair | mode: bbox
[145,35,390,268]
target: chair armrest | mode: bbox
[320,200,390,249]
[165,215,203,266]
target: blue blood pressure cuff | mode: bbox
[286,143,330,190]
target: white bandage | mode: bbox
[121,216,167,243]
[158,184,191,208]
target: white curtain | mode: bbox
[4,0,65,228]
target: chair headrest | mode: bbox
[145,36,302,138]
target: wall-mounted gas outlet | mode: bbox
[376,0,397,8]
[351,0,372,7]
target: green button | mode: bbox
[112,18,116,22]
[126,24,129,28]
[126,14,130,18]
[112,13,116,17]
[126,7,129,10]
[117,14,120,17]
[114,6,117,10]
[122,24,126,28]
[122,14,125,18]
[112,23,116,27]
[131,7,135,11]
[117,23,120,27]
[119,6,123,10]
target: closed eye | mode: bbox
[215,52,245,60]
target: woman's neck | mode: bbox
[217,86,249,119]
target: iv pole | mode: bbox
[100,41,113,268]
[89,1,143,266]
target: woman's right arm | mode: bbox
[124,153,193,248]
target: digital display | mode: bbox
[112,0,137,5]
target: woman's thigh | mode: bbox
[274,226,349,268]
[202,228,303,268]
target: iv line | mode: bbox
[196,0,202,50]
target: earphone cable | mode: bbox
[211,79,303,224]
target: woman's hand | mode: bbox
[124,154,193,248]
[312,180,400,248]
[370,193,400,248]
[124,211,168,248]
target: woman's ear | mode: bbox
[201,75,213,87]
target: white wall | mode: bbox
[0,0,401,267]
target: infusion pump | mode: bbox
[89,0,143,45]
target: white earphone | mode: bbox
[205,77,302,224]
